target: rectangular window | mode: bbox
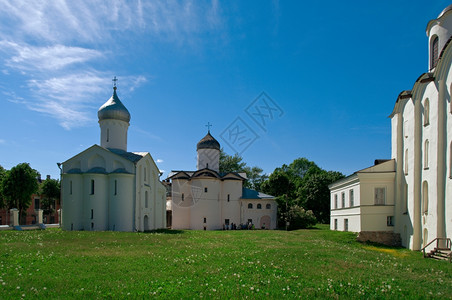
[227,194,230,202]
[387,216,394,226]
[334,219,337,230]
[90,179,95,195]
[404,184,408,213]
[248,219,252,224]
[203,217,206,223]
[344,219,349,231]
[341,192,345,208]
[204,187,208,193]
[349,189,354,207]
[181,193,184,201]
[114,180,117,195]
[34,198,40,210]
[374,188,386,205]
[91,209,94,220]
[225,219,230,225]
[70,181,72,195]
[334,194,338,209]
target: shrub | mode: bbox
[288,205,317,230]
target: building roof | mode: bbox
[197,131,220,151]
[438,4,452,18]
[108,148,147,163]
[98,87,131,123]
[241,188,274,199]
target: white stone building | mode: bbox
[61,85,166,232]
[330,5,452,251]
[168,131,277,230]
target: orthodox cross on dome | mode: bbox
[205,122,212,133]
[112,76,118,89]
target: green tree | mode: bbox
[39,178,61,216]
[298,170,345,224]
[0,165,6,208]
[287,205,317,230]
[219,149,267,191]
[0,163,39,224]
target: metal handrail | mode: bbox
[421,237,451,258]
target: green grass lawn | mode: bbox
[0,225,450,299]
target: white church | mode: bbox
[330,5,452,252]
[168,130,277,230]
[60,83,166,232]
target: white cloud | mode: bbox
[0,42,103,71]
[156,159,164,163]
[0,139,5,144]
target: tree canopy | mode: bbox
[219,149,268,191]
[0,165,6,208]
[39,178,61,216]
[0,163,39,223]
[262,157,345,227]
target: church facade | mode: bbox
[168,131,277,230]
[330,5,452,251]
[60,85,166,232]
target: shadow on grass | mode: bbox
[143,229,185,234]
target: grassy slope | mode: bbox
[0,226,450,299]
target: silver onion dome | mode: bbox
[98,87,131,123]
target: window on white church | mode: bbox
[91,209,93,220]
[387,216,394,226]
[145,191,149,209]
[374,188,385,205]
[334,194,338,209]
[144,167,147,182]
[114,180,117,195]
[257,204,262,209]
[90,180,95,195]
[431,36,439,70]
[248,203,253,209]
[344,219,349,232]
[450,142,452,178]
[341,192,345,208]
[266,203,271,209]
[404,184,408,214]
[107,129,109,142]
[181,193,184,201]
[423,99,430,126]
[334,219,337,230]
[91,222,94,230]
[70,181,72,195]
[423,181,428,214]
[204,187,208,193]
[227,194,230,202]
[203,217,206,223]
[404,149,409,175]
[349,189,354,207]
[424,140,429,169]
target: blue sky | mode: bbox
[0,0,449,180]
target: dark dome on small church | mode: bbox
[98,87,131,123]
[197,132,220,151]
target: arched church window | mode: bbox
[266,204,271,209]
[227,194,230,202]
[144,167,147,182]
[424,140,429,169]
[145,191,148,208]
[423,98,430,126]
[70,181,72,195]
[431,36,439,70]
[106,129,109,142]
[257,204,262,209]
[248,203,253,209]
[182,193,184,201]
[422,181,428,214]
[114,180,117,195]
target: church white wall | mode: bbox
[171,179,191,229]
[190,178,221,230]
[330,177,360,232]
[220,180,243,226]
[83,173,108,231]
[108,174,134,232]
[240,200,277,229]
[61,174,83,231]
[99,119,129,152]
[197,149,219,172]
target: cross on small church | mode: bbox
[205,122,212,132]
[112,76,118,88]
